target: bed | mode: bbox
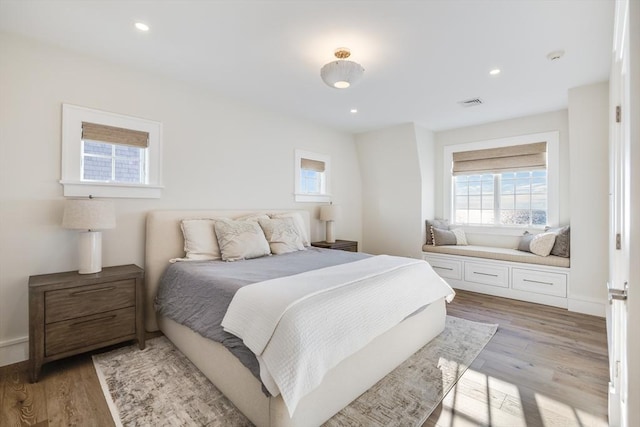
[145,209,454,427]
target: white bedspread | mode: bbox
[221,255,455,416]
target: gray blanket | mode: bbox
[155,247,369,382]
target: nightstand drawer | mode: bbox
[464,262,509,288]
[45,279,135,324]
[45,307,136,356]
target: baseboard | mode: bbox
[0,336,29,367]
[568,298,606,317]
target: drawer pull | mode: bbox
[71,314,117,326]
[473,271,498,277]
[71,286,116,296]
[434,266,454,271]
[523,279,554,286]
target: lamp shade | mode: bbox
[320,204,341,222]
[62,199,116,230]
[320,60,365,89]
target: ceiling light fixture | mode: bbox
[350,108,358,113]
[321,48,365,89]
[135,22,150,32]
[489,68,501,76]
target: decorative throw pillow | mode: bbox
[451,228,468,246]
[268,212,310,247]
[518,231,560,257]
[175,219,221,261]
[258,217,306,255]
[426,219,449,245]
[432,227,458,246]
[517,231,535,252]
[214,219,271,261]
[545,226,570,258]
[235,213,270,223]
[529,232,557,257]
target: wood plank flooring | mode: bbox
[1,290,608,426]
[424,291,609,427]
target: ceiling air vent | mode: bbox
[458,98,484,107]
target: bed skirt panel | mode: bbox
[158,297,446,427]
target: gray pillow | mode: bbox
[518,231,535,253]
[432,227,457,246]
[545,226,570,258]
[426,219,449,245]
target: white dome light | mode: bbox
[135,22,150,32]
[321,48,365,89]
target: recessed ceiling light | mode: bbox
[350,108,358,114]
[489,68,501,76]
[135,22,150,32]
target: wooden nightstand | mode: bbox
[28,264,145,382]
[311,240,358,252]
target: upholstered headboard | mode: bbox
[144,209,311,331]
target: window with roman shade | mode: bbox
[447,137,555,227]
[452,142,547,175]
[294,149,331,202]
[61,104,163,198]
[81,122,149,184]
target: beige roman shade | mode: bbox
[82,122,149,148]
[300,158,326,172]
[452,142,547,175]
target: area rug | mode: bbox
[93,316,497,427]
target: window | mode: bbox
[443,132,559,228]
[294,150,331,202]
[61,104,163,198]
[454,170,548,226]
[82,141,145,183]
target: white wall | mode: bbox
[355,123,430,258]
[567,82,609,315]
[415,125,436,245]
[0,33,362,366]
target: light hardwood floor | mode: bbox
[1,290,608,427]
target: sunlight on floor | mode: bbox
[429,368,609,427]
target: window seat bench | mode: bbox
[422,244,570,268]
[422,244,570,309]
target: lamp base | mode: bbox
[325,221,336,243]
[78,231,102,274]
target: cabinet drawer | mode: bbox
[512,268,567,297]
[427,258,462,280]
[45,307,135,356]
[464,262,509,287]
[45,279,135,324]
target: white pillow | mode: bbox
[214,219,271,261]
[258,217,306,255]
[268,212,310,247]
[173,219,221,262]
[529,232,557,257]
[235,213,269,222]
[451,228,468,246]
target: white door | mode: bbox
[608,1,630,426]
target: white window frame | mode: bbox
[443,131,559,233]
[294,149,331,203]
[60,104,163,198]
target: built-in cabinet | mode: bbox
[423,253,569,308]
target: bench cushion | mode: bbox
[422,244,570,268]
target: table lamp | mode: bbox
[320,204,341,243]
[62,198,116,274]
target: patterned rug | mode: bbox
[93,316,497,427]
